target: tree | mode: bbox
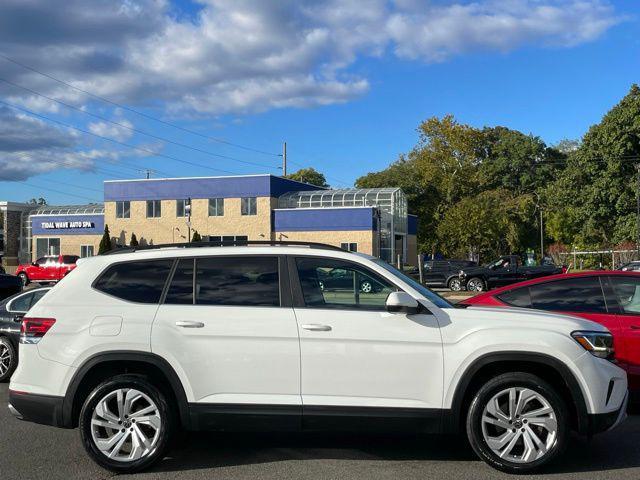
[98,225,112,254]
[129,233,139,247]
[191,230,202,242]
[285,167,329,188]
[545,84,640,247]
[28,197,47,206]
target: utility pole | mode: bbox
[539,207,544,260]
[282,142,287,176]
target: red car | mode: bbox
[461,271,640,400]
[15,255,79,286]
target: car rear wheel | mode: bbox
[467,277,485,292]
[466,372,568,473]
[0,337,17,382]
[79,374,173,473]
[448,278,463,291]
[17,273,28,286]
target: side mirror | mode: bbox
[386,292,420,315]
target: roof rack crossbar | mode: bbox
[101,240,346,255]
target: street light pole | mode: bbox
[636,164,640,258]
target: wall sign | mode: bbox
[41,221,95,230]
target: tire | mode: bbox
[18,273,28,286]
[466,372,568,474]
[79,374,174,473]
[0,337,17,382]
[466,277,485,292]
[448,277,463,291]
[360,280,373,293]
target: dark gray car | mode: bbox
[0,286,51,382]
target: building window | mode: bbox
[35,237,60,258]
[241,197,257,216]
[341,243,358,252]
[116,201,130,219]
[208,198,224,216]
[80,245,94,258]
[146,200,162,218]
[176,199,189,217]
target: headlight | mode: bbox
[571,331,615,360]
[459,270,466,277]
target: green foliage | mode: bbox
[285,167,329,188]
[191,230,202,242]
[98,225,112,254]
[545,84,640,248]
[129,233,139,247]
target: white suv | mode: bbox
[8,243,628,474]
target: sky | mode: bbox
[0,0,638,204]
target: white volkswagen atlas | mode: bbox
[8,242,628,473]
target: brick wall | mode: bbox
[274,230,376,255]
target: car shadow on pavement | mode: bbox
[149,421,640,476]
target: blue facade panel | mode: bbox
[31,214,105,236]
[408,214,418,235]
[104,175,324,201]
[274,208,375,232]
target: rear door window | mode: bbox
[528,277,607,313]
[8,292,35,312]
[195,256,280,307]
[165,258,195,305]
[94,260,173,303]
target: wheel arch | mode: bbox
[446,351,589,435]
[62,351,190,429]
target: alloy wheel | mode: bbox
[467,279,484,292]
[449,279,462,291]
[90,388,162,463]
[360,281,373,293]
[0,342,12,377]
[481,387,558,464]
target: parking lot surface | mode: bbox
[1,384,639,480]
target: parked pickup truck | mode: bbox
[15,255,79,286]
[459,255,563,292]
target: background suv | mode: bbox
[8,243,628,474]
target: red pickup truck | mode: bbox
[15,255,79,285]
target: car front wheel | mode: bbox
[466,372,568,473]
[79,374,173,473]
[448,278,463,291]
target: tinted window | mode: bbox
[609,276,640,314]
[94,260,173,303]
[9,292,34,312]
[62,255,79,264]
[195,257,279,306]
[529,277,607,313]
[165,259,195,305]
[296,257,394,311]
[30,289,49,306]
[497,287,532,308]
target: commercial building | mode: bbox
[1,174,419,271]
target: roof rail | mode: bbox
[101,240,346,255]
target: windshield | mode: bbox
[372,259,453,309]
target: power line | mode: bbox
[0,99,244,177]
[0,76,280,171]
[0,53,280,157]
[12,180,101,203]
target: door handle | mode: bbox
[630,325,640,330]
[175,321,205,328]
[301,324,332,332]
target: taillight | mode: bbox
[20,317,56,344]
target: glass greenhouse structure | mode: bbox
[278,188,408,262]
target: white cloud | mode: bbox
[88,119,134,142]
[0,0,622,117]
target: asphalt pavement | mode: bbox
[1,384,640,480]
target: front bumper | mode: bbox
[587,391,628,435]
[8,389,66,427]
